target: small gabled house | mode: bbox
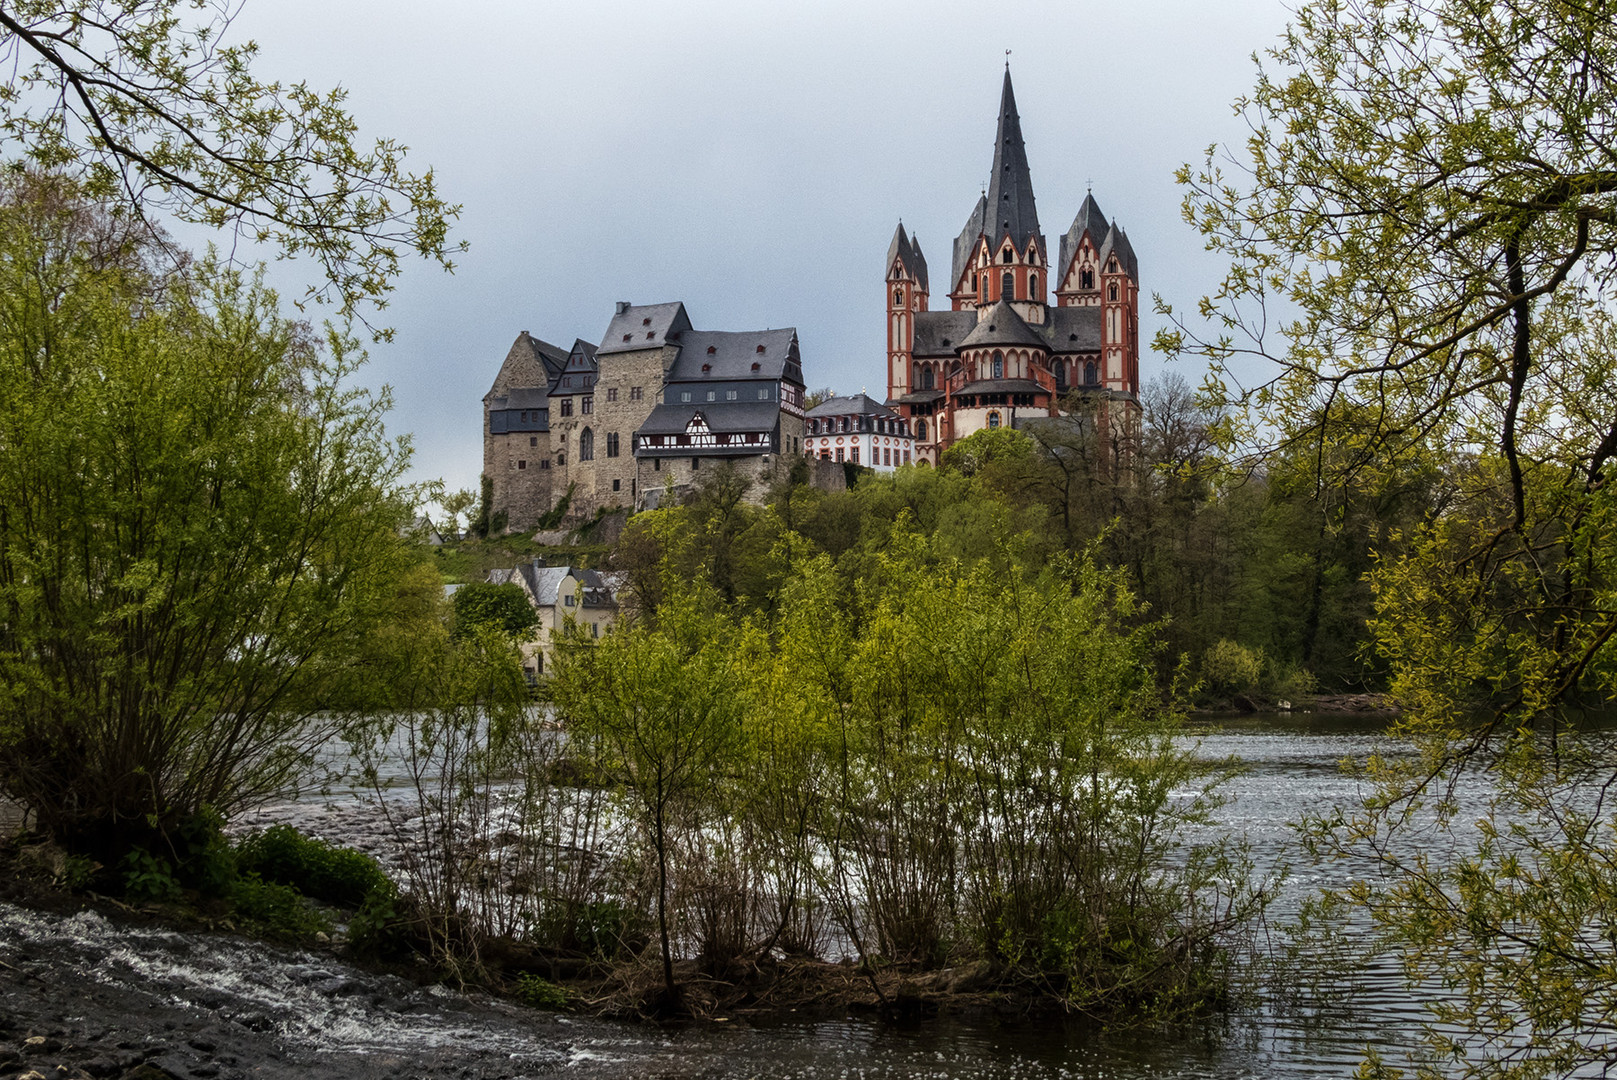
[487,561,617,680]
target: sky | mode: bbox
[216,0,1300,499]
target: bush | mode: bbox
[230,876,331,940]
[1201,640,1263,699]
[513,972,571,1010]
[234,824,391,909]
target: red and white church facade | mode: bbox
[883,70,1142,463]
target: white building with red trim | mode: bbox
[804,393,913,470]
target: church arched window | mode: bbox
[579,427,594,461]
[1084,361,1097,385]
[992,351,1004,379]
[1030,272,1040,300]
[1108,281,1119,302]
[1002,271,1014,300]
[1080,268,1094,290]
[916,418,927,440]
[894,288,903,306]
[1002,248,1013,264]
[921,366,934,390]
[988,411,1002,429]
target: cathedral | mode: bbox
[884,70,1142,462]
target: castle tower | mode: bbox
[886,224,928,398]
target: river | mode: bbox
[0,713,1507,1079]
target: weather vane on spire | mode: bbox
[1005,49,1011,70]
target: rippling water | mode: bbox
[1,712,1541,1078]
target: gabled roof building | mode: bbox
[886,70,1141,461]
[484,303,808,531]
[804,393,913,471]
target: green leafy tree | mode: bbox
[451,582,538,640]
[0,0,462,327]
[1165,0,1617,1073]
[0,176,418,859]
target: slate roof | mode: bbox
[637,401,783,437]
[1099,222,1139,279]
[983,70,1044,260]
[887,225,929,293]
[951,194,989,292]
[953,378,1047,396]
[667,328,801,384]
[485,331,568,401]
[597,301,692,356]
[498,386,551,409]
[500,563,617,610]
[959,300,1048,350]
[1058,193,1108,282]
[806,393,898,420]
[912,310,979,358]
[1042,306,1104,352]
[891,389,946,406]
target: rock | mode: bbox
[314,932,330,944]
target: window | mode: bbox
[921,366,934,390]
[706,391,716,402]
[884,448,891,466]
[1108,282,1119,301]
[1002,270,1014,299]
[520,411,527,422]
[564,594,574,607]
[591,623,599,638]
[579,429,594,460]
[557,452,566,466]
[631,386,643,401]
[612,478,621,491]
[680,391,692,403]
[916,419,927,440]
[1081,268,1094,290]
[581,396,593,415]
[992,351,1004,379]
[894,288,903,306]
[988,411,1001,429]
[606,432,620,457]
[653,457,661,471]
[851,446,859,464]
[726,389,738,400]
[517,459,526,470]
[560,399,573,417]
[529,436,537,447]
[692,457,700,471]
[1030,272,1040,300]
[904,451,910,464]
[757,388,769,400]
[606,387,618,402]
[1002,248,1013,264]
[835,448,844,462]
[1085,361,1098,385]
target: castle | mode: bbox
[483,302,807,530]
[883,69,1141,461]
[482,71,1139,531]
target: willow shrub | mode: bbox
[782,529,1266,1016]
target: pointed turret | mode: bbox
[984,69,1043,258]
[887,223,928,292]
[1058,192,1108,284]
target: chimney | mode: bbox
[615,301,631,315]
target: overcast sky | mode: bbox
[220,0,1299,498]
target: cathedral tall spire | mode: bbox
[984,69,1042,257]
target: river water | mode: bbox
[0,714,1502,1079]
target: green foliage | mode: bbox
[536,483,576,530]
[0,1,462,328]
[120,847,182,903]
[1171,0,1617,1072]
[229,875,332,941]
[234,824,391,909]
[452,582,540,640]
[0,176,422,858]
[513,972,571,1010]
[472,474,494,539]
[1201,640,1262,699]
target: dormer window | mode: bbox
[751,362,760,372]
[646,332,654,339]
[642,317,651,326]
[707,345,717,354]
[622,334,632,342]
[701,363,711,373]
[756,344,766,354]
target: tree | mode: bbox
[451,582,538,640]
[1165,0,1617,1074]
[0,0,461,327]
[0,176,418,859]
